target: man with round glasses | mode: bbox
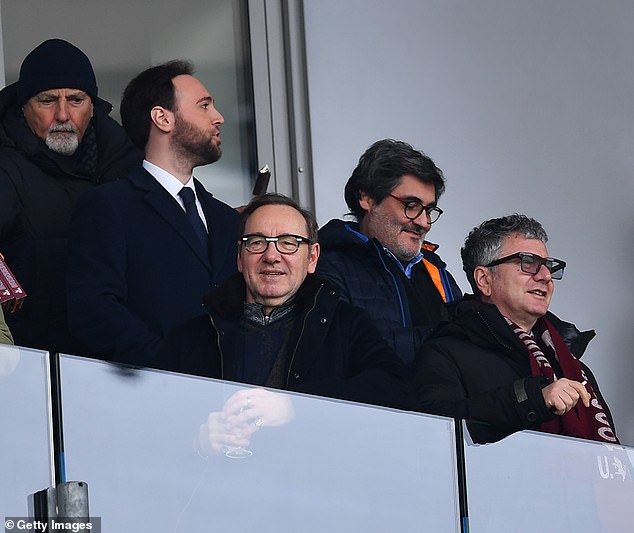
[415,214,618,444]
[317,139,461,366]
[158,193,410,409]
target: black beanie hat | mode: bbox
[17,39,98,105]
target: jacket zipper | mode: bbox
[208,313,225,379]
[372,241,408,327]
[285,284,323,386]
[475,309,515,351]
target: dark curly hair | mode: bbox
[344,139,445,220]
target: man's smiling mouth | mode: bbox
[528,289,547,297]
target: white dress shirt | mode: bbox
[143,160,208,230]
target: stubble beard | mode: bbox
[368,209,426,262]
[173,115,221,168]
[391,227,425,262]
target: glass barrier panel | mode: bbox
[59,355,460,532]
[0,345,52,518]
[463,422,634,532]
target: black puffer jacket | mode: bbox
[415,296,616,444]
[316,219,462,365]
[0,82,141,353]
[157,274,412,410]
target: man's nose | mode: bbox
[262,241,281,261]
[54,101,70,122]
[411,209,431,229]
[534,262,552,281]
[211,107,224,125]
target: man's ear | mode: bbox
[307,242,320,274]
[474,265,493,297]
[150,106,174,133]
[237,242,244,273]
[358,191,374,213]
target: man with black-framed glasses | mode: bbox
[317,139,461,367]
[158,193,410,410]
[415,214,618,444]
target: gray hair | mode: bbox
[239,193,318,242]
[461,214,548,294]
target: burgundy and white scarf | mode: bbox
[506,317,618,443]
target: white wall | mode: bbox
[304,0,634,444]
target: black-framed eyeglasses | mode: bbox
[387,193,443,223]
[241,234,314,255]
[485,252,566,280]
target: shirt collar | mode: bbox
[384,248,424,278]
[143,159,195,199]
[343,223,369,242]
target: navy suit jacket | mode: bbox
[66,166,239,366]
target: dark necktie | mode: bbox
[178,187,208,247]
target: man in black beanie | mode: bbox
[0,38,140,354]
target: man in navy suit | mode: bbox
[67,60,239,367]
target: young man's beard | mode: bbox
[172,114,221,167]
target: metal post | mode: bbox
[56,481,89,518]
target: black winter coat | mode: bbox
[0,82,141,353]
[316,219,462,365]
[157,274,412,410]
[415,297,616,444]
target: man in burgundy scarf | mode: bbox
[415,214,618,444]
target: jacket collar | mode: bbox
[441,295,595,359]
[0,81,119,181]
[203,273,325,321]
[125,167,213,270]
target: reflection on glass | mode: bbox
[197,387,295,458]
[464,422,634,532]
[0,344,20,377]
[0,346,51,518]
[59,356,459,532]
